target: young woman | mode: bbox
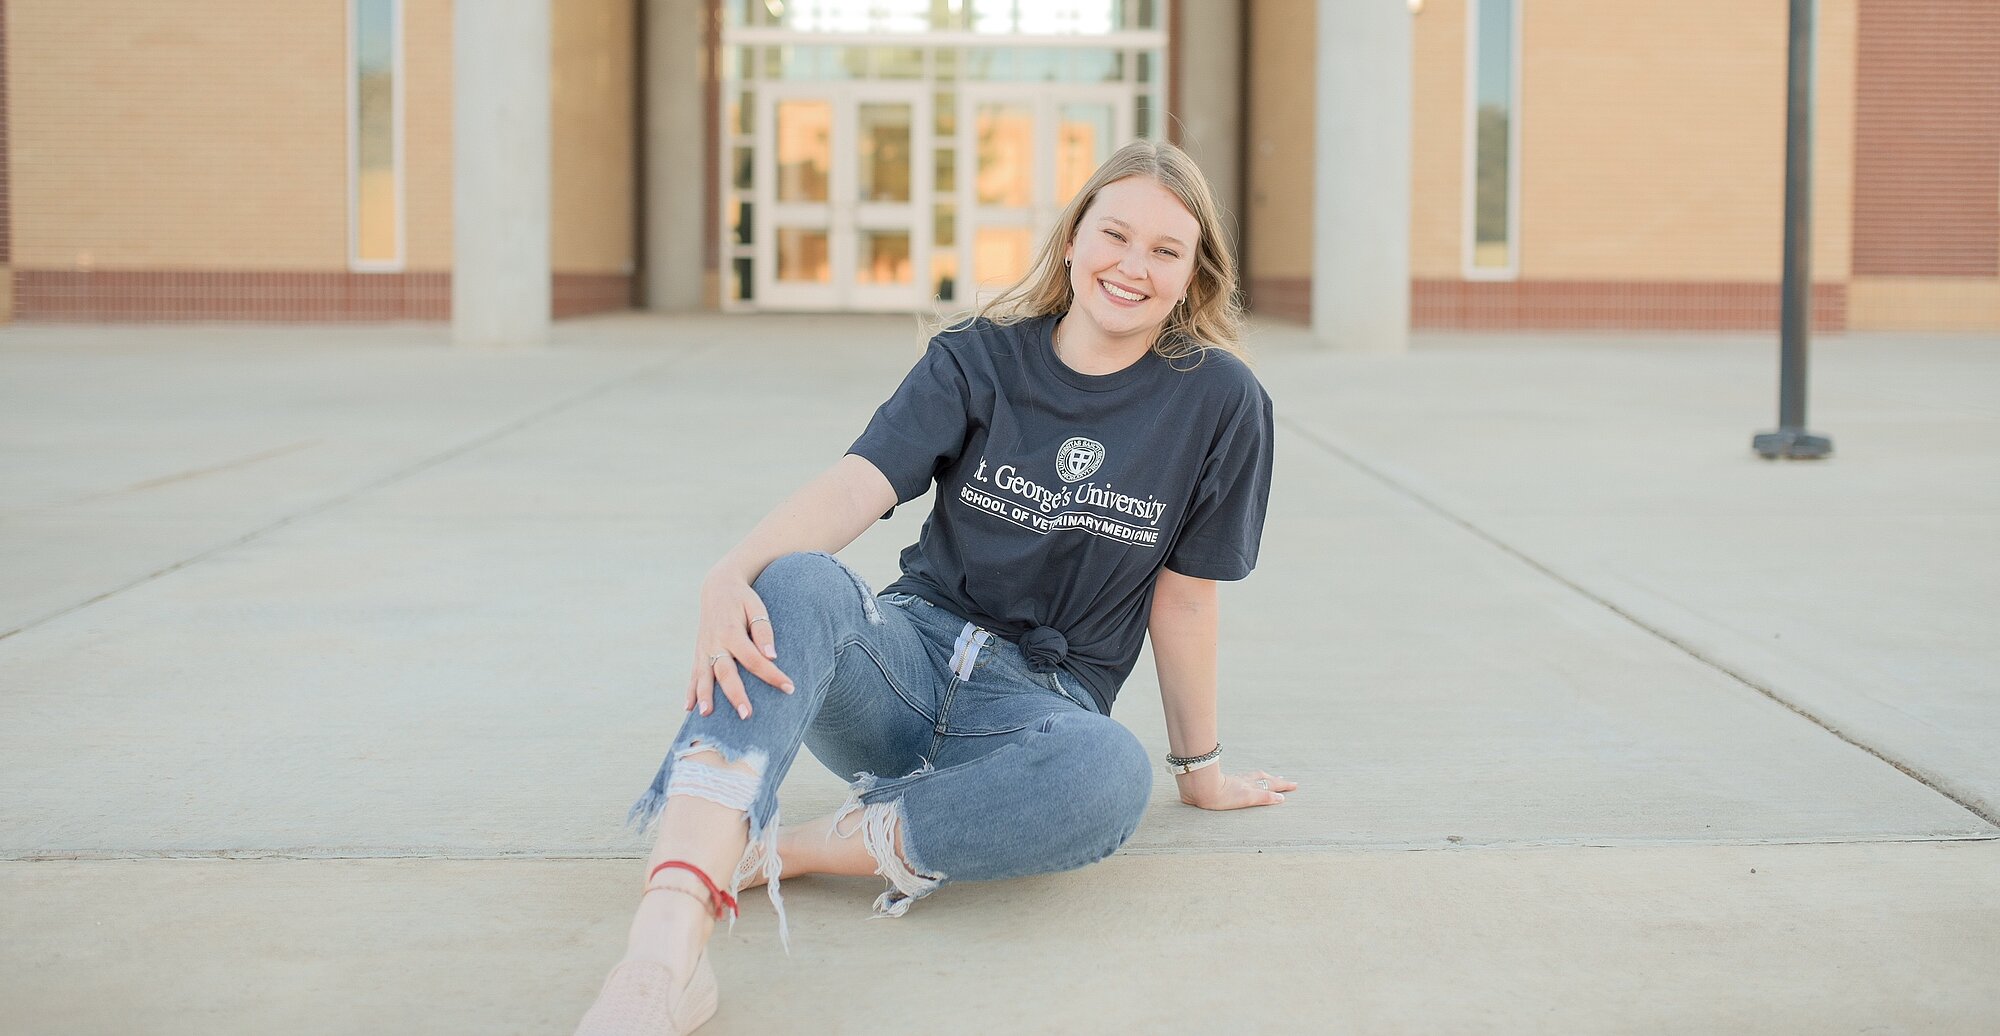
[576,139,1296,1035]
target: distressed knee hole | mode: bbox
[679,745,759,775]
[664,740,767,814]
[654,739,794,953]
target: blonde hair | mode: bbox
[944,139,1247,366]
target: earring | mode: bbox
[1064,259,1072,268]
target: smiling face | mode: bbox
[1062,175,1202,346]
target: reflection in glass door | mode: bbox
[771,98,832,302]
[756,86,931,311]
[852,100,920,308]
[958,88,1129,303]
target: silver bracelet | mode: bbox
[1165,741,1221,775]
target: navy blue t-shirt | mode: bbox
[847,314,1274,714]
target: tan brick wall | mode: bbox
[1853,0,2000,278]
[1520,0,1854,282]
[10,0,634,281]
[552,0,636,274]
[1850,276,2000,330]
[1243,0,1861,317]
[405,0,453,270]
[1411,0,1466,278]
[1243,0,1315,284]
[11,1,349,269]
[1817,0,1858,281]
[1847,0,2000,330]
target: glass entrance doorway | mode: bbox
[715,4,1168,313]
[757,86,932,311]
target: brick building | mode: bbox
[3,0,1994,335]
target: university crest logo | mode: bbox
[1056,436,1106,483]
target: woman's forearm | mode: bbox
[708,454,897,586]
[1149,571,1220,758]
[1150,572,1226,802]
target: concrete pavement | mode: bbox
[2,314,1995,1033]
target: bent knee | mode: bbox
[750,551,828,596]
[1041,716,1153,833]
[752,551,883,626]
[1105,733,1153,832]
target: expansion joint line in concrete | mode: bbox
[9,831,1998,863]
[1275,414,2000,830]
[0,352,703,644]
[51,439,321,509]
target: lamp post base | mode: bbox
[1752,428,1834,460]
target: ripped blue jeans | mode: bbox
[629,551,1154,950]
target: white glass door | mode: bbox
[756,85,931,311]
[957,86,1131,304]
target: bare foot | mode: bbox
[738,809,901,892]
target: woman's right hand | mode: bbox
[685,569,796,719]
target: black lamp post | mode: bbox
[1754,0,1834,460]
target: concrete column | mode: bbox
[642,0,707,311]
[1174,3,1244,265]
[453,1,551,347]
[1312,0,1412,352]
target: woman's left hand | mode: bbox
[1178,767,1297,810]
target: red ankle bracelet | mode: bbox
[646,860,739,922]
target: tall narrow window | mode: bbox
[1466,0,1518,277]
[352,0,402,268]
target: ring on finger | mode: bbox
[1254,778,1270,789]
[749,616,771,628]
[708,652,727,666]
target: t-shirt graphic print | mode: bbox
[847,314,1274,714]
[956,447,1168,548]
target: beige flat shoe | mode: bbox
[574,952,718,1036]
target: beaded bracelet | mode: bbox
[1165,741,1222,775]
